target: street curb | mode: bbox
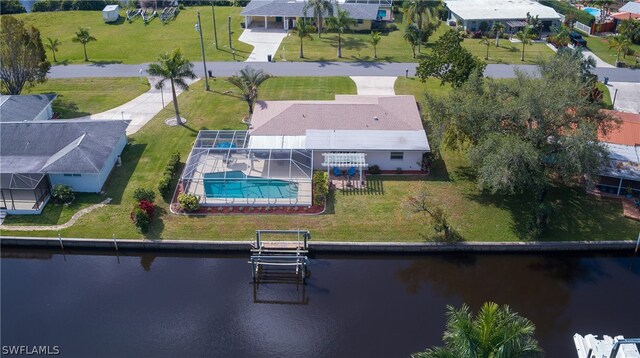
[1,236,637,253]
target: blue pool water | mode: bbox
[583,7,601,17]
[377,9,387,19]
[204,171,298,199]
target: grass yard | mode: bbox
[2,194,105,226]
[8,6,253,65]
[394,77,452,100]
[463,38,553,64]
[582,33,640,67]
[2,77,637,242]
[25,78,149,118]
[596,82,613,109]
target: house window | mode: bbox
[73,174,81,177]
[357,19,363,24]
[63,174,72,177]
[390,152,404,160]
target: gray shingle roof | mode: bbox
[0,120,129,175]
[620,2,640,14]
[0,94,57,122]
[241,0,380,20]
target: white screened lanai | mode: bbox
[180,130,313,206]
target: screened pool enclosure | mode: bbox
[180,131,313,206]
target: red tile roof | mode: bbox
[599,110,640,146]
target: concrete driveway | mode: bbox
[608,82,640,113]
[350,76,397,95]
[238,27,288,62]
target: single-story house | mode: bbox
[0,94,57,123]
[596,110,640,197]
[241,0,392,30]
[0,120,129,214]
[179,95,429,207]
[445,0,561,32]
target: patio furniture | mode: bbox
[347,167,356,178]
[333,167,342,177]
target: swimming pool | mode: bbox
[203,171,298,199]
[583,7,601,18]
[377,9,387,19]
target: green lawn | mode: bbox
[277,20,553,64]
[7,6,253,64]
[582,33,640,67]
[260,76,356,100]
[25,78,149,118]
[596,82,612,109]
[395,77,452,100]
[2,194,105,226]
[2,77,637,242]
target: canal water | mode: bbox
[2,248,639,357]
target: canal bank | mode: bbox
[1,236,637,253]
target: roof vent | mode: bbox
[374,116,379,121]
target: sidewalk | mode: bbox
[73,76,198,135]
[607,82,640,113]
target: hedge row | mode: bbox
[32,0,119,12]
[539,1,595,26]
[158,151,181,197]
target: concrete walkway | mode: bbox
[238,27,288,62]
[350,76,397,95]
[568,44,615,68]
[74,76,198,135]
[607,82,640,113]
[0,198,112,231]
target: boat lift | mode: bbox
[249,230,311,284]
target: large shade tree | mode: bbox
[227,66,272,118]
[289,18,315,58]
[146,49,196,125]
[412,302,543,358]
[72,27,97,62]
[424,50,617,238]
[326,8,356,58]
[303,0,334,38]
[0,16,50,95]
[416,29,486,87]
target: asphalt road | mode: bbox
[48,61,640,82]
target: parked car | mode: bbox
[569,32,587,47]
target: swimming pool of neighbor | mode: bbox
[203,171,298,199]
[583,7,601,18]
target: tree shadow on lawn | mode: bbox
[144,206,166,240]
[464,190,534,241]
[51,96,90,119]
[102,142,147,205]
[106,17,126,25]
[349,55,394,63]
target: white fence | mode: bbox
[575,21,592,35]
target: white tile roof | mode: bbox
[305,129,430,151]
[445,0,561,21]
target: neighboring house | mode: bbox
[241,0,392,31]
[0,94,57,123]
[445,0,561,33]
[179,95,429,207]
[619,1,640,15]
[596,110,640,197]
[0,120,129,214]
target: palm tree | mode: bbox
[515,25,535,61]
[227,66,271,117]
[289,18,314,59]
[403,23,419,59]
[412,302,543,358]
[72,27,96,62]
[146,49,196,125]
[326,8,356,58]
[303,0,333,38]
[479,35,491,60]
[369,31,381,59]
[618,18,640,43]
[608,34,632,65]
[45,37,61,62]
[491,22,504,47]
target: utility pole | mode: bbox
[211,0,218,49]
[196,10,210,91]
[228,16,232,49]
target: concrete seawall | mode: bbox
[1,236,637,253]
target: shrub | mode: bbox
[130,206,150,233]
[526,202,556,240]
[178,193,200,212]
[312,171,328,206]
[158,151,181,197]
[385,23,398,32]
[540,0,595,26]
[133,188,155,203]
[158,174,173,197]
[479,21,489,32]
[138,200,155,219]
[368,164,381,174]
[51,184,74,204]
